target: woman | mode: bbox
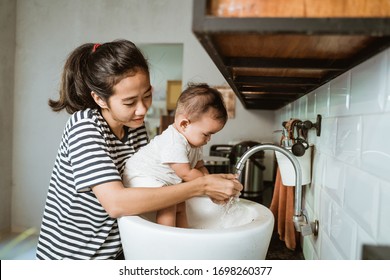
[35,39,242,260]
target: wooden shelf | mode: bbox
[192,0,390,110]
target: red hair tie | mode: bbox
[92,43,101,53]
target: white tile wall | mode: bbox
[349,53,387,115]
[319,230,344,260]
[318,117,337,156]
[306,91,316,119]
[344,166,379,238]
[275,49,390,259]
[329,71,350,116]
[335,116,361,165]
[378,181,390,244]
[387,65,390,111]
[316,84,330,117]
[323,157,345,205]
[356,227,376,259]
[319,191,332,239]
[330,200,357,258]
[361,114,390,182]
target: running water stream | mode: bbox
[217,169,244,227]
[217,194,242,228]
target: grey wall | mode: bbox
[5,0,274,232]
[0,0,16,235]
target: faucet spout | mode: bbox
[235,144,306,232]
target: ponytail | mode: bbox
[49,40,149,114]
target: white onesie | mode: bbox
[123,124,203,188]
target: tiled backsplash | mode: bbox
[275,49,390,259]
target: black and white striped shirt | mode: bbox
[36,109,148,259]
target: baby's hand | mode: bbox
[210,197,230,205]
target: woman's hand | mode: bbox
[201,173,243,204]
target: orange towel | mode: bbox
[270,167,298,250]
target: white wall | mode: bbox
[9,0,274,232]
[275,50,390,259]
[139,43,184,137]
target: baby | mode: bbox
[123,83,228,227]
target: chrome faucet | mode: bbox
[235,143,318,236]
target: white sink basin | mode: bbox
[118,196,274,260]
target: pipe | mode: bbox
[235,144,306,232]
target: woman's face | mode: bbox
[101,71,152,130]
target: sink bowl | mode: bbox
[118,196,274,259]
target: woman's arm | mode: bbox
[92,173,241,218]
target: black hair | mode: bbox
[175,83,228,124]
[49,39,149,114]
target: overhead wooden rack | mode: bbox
[192,0,390,110]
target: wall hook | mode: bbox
[295,114,322,137]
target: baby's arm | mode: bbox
[169,160,207,182]
[194,160,209,175]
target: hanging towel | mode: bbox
[270,167,298,251]
[269,118,306,250]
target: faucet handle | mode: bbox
[300,223,313,236]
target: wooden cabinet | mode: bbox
[193,0,390,110]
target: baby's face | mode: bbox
[182,111,225,148]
